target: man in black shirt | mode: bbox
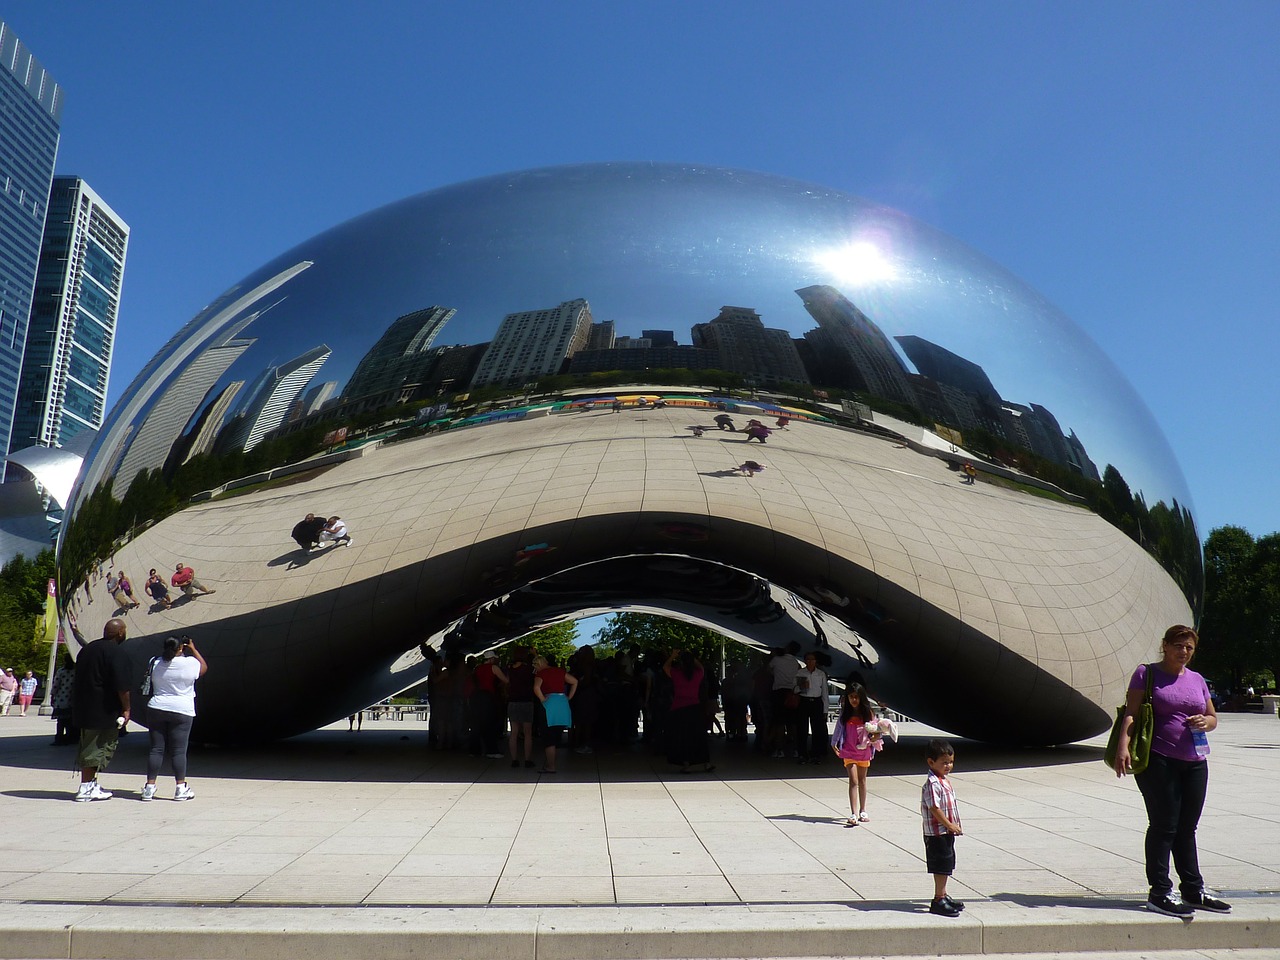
[72,618,130,802]
[291,512,327,551]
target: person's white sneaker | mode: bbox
[141,783,156,801]
[75,781,112,802]
[174,783,195,801]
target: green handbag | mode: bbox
[1104,663,1156,774]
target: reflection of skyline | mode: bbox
[216,344,331,453]
[89,165,1187,521]
[110,317,257,498]
[77,261,312,500]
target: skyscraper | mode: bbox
[219,344,331,453]
[690,306,808,386]
[471,299,593,388]
[342,306,456,400]
[796,286,913,404]
[0,22,63,458]
[9,177,128,462]
[894,335,1001,403]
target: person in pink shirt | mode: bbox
[0,668,17,716]
[663,649,714,774]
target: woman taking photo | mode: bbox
[142,636,207,801]
[1114,624,1230,918]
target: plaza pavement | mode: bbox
[0,709,1277,959]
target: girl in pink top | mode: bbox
[834,683,879,825]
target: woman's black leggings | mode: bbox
[1134,751,1207,897]
[147,709,194,782]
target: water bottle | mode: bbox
[1191,727,1210,758]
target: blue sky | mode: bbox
[7,1,1278,539]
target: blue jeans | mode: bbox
[1134,751,1207,898]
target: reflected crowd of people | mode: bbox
[76,561,217,617]
[374,642,871,775]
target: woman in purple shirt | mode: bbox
[1114,625,1230,918]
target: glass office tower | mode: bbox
[9,177,128,463]
[0,21,63,459]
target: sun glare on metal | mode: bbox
[812,240,899,286]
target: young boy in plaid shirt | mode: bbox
[922,738,964,917]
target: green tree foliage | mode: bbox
[520,621,580,664]
[1199,526,1279,693]
[0,549,56,680]
[592,612,735,665]
[1250,533,1280,689]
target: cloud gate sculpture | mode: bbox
[58,163,1200,746]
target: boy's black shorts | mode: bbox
[923,834,956,875]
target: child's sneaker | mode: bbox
[1183,889,1231,913]
[1146,892,1194,918]
[174,783,195,801]
[929,897,961,917]
[140,783,156,801]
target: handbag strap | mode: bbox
[1143,663,1156,704]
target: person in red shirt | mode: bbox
[171,563,216,599]
[470,653,505,758]
[534,654,578,774]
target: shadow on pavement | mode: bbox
[0,725,1105,783]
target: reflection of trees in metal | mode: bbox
[57,164,1201,746]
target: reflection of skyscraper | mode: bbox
[570,344,716,375]
[342,306,456,399]
[895,335,1001,403]
[222,344,331,452]
[472,299,592,388]
[1064,429,1101,483]
[586,321,615,350]
[78,261,313,500]
[182,380,243,463]
[9,178,129,465]
[642,329,676,347]
[300,381,337,416]
[112,321,257,495]
[691,307,808,385]
[796,286,911,403]
[0,22,62,458]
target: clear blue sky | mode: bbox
[7,1,1277,539]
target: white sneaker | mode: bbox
[174,783,195,801]
[75,781,112,802]
[141,783,157,801]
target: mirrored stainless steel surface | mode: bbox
[58,163,1200,745]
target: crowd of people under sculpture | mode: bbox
[398,640,874,776]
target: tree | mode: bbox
[0,549,56,681]
[1249,533,1280,689]
[1199,526,1256,691]
[593,613,732,665]
[521,621,580,664]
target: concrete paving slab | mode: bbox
[0,711,1277,958]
